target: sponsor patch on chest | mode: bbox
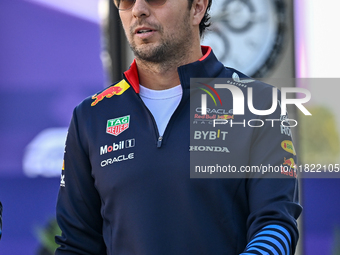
[106,115,130,136]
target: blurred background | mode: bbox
[0,0,340,254]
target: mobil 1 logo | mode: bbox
[100,138,135,155]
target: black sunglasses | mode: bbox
[114,0,167,11]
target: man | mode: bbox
[55,0,302,254]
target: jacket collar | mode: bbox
[123,46,226,93]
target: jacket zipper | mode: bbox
[157,136,163,148]
[127,74,186,149]
[136,94,163,148]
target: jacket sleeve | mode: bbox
[241,86,302,255]
[55,106,106,254]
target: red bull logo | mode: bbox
[282,157,297,169]
[281,157,297,178]
[91,80,130,106]
[217,115,234,120]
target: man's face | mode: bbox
[119,0,195,63]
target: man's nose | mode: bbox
[131,0,151,18]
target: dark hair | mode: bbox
[188,0,212,37]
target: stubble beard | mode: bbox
[128,14,193,71]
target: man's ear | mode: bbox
[191,0,209,26]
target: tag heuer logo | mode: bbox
[106,115,130,136]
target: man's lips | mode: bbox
[134,27,157,39]
[134,27,156,34]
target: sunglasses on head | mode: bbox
[114,0,167,11]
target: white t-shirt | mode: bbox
[139,84,182,136]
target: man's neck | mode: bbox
[136,46,203,90]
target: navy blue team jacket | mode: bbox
[55,46,302,255]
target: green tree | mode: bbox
[299,106,340,164]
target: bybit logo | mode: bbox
[194,130,228,140]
